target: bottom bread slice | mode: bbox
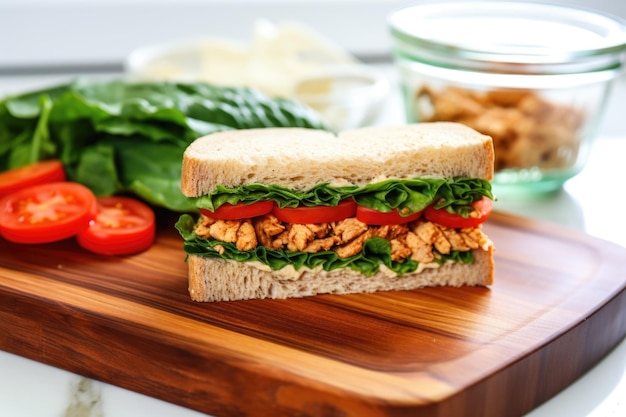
[187,247,494,302]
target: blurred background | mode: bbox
[1,0,624,68]
[1,0,624,134]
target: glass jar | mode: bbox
[388,1,626,195]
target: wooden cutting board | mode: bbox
[1,211,626,417]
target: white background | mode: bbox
[1,0,625,69]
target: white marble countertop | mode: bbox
[1,70,625,417]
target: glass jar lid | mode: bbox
[388,1,626,74]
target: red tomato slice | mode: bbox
[199,200,274,220]
[77,196,156,256]
[0,182,96,244]
[0,160,66,198]
[272,199,356,224]
[356,206,423,225]
[424,197,493,229]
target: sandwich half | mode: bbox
[176,122,495,302]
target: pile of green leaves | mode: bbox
[0,79,327,211]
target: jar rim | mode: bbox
[388,1,626,73]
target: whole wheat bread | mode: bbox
[181,122,494,196]
[188,247,494,302]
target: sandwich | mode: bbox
[176,122,495,302]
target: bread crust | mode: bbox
[181,122,494,197]
[187,247,494,302]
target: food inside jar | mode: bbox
[414,85,586,172]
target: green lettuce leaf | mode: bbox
[188,177,493,217]
[0,79,327,212]
[176,214,475,276]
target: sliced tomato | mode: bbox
[0,182,96,244]
[0,160,66,198]
[199,200,274,220]
[356,206,423,225]
[424,197,493,229]
[272,199,356,224]
[77,196,156,256]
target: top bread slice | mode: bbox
[180,122,494,197]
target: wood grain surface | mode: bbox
[1,211,626,417]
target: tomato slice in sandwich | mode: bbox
[0,160,66,198]
[272,199,356,224]
[199,200,274,220]
[77,196,156,255]
[356,206,423,225]
[424,196,493,229]
[0,181,96,244]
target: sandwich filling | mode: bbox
[177,177,494,277]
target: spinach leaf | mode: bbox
[0,79,327,212]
